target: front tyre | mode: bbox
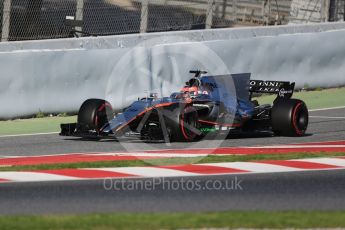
[77,99,113,133]
[271,99,309,136]
[167,105,201,142]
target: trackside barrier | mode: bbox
[0,22,345,118]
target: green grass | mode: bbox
[1,152,344,172]
[255,87,345,109]
[2,211,345,230]
[0,116,76,136]
[0,87,344,136]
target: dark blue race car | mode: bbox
[60,71,309,142]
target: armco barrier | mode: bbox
[0,22,345,118]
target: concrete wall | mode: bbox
[1,22,345,118]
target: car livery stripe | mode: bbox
[115,102,177,132]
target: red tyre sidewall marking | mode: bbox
[180,107,191,141]
[95,102,113,133]
[180,106,198,141]
[292,102,304,136]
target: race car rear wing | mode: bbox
[248,80,295,100]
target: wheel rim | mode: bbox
[298,113,308,129]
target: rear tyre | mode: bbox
[77,99,113,132]
[271,99,308,136]
[167,105,201,142]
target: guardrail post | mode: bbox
[268,0,271,24]
[221,0,227,19]
[261,1,266,24]
[1,0,12,42]
[76,0,84,32]
[242,7,247,21]
[333,0,339,21]
[140,0,149,33]
[206,0,215,29]
[262,0,270,25]
[232,0,237,22]
[321,0,331,22]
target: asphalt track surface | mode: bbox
[0,108,344,157]
[0,108,344,214]
[1,170,345,214]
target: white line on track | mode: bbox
[309,106,345,112]
[292,158,345,167]
[0,172,78,182]
[85,152,210,158]
[0,152,86,159]
[310,116,345,119]
[97,167,198,177]
[0,132,59,138]
[288,139,345,146]
[203,162,301,173]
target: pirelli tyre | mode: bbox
[77,99,113,133]
[271,99,309,136]
[166,105,202,142]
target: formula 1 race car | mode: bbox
[60,71,309,142]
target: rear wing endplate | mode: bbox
[249,80,295,99]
